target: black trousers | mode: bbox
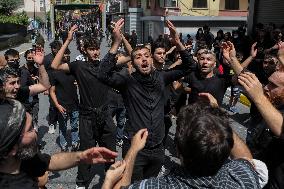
[122,139,164,183]
[76,108,116,188]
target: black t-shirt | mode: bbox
[184,72,231,105]
[50,70,79,111]
[0,153,50,189]
[43,53,54,74]
[16,86,31,112]
[68,60,111,109]
[20,65,39,103]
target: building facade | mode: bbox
[17,0,51,20]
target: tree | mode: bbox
[0,0,21,16]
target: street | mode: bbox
[5,36,251,189]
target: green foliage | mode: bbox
[0,0,21,16]
[0,11,29,26]
[36,16,44,24]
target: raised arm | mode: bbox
[162,20,196,84]
[221,41,243,75]
[241,42,257,68]
[112,129,148,189]
[238,72,284,137]
[29,50,51,96]
[121,33,133,56]
[99,19,128,88]
[51,25,78,72]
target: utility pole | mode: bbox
[43,0,47,32]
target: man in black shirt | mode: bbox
[51,25,116,188]
[0,99,118,189]
[98,19,194,181]
[44,40,62,134]
[20,49,40,129]
[49,48,79,152]
[1,49,50,105]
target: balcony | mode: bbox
[218,10,248,17]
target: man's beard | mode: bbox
[16,141,38,160]
[265,91,284,106]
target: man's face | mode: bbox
[264,72,284,105]
[16,113,38,160]
[198,53,216,75]
[263,57,277,76]
[4,76,20,99]
[62,53,70,63]
[26,53,34,65]
[86,47,100,61]
[51,47,59,55]
[153,48,166,65]
[132,48,153,75]
[7,55,20,70]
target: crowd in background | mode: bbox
[0,17,283,189]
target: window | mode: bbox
[193,0,207,8]
[225,0,239,10]
[147,0,151,8]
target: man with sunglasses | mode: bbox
[49,48,80,152]
[0,99,118,189]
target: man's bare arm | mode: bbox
[29,50,50,96]
[51,25,78,72]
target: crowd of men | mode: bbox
[0,18,283,189]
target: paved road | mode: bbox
[6,36,251,188]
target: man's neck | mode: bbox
[0,158,21,174]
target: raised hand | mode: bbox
[250,42,258,58]
[221,41,236,62]
[166,20,180,45]
[33,50,45,65]
[80,147,118,164]
[112,18,124,44]
[238,72,264,101]
[131,129,148,152]
[67,25,78,42]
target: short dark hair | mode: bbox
[151,41,166,55]
[24,49,33,59]
[64,48,71,55]
[83,37,100,50]
[4,49,19,60]
[130,45,150,62]
[49,40,62,50]
[175,101,234,176]
[0,67,19,99]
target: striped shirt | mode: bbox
[126,159,261,189]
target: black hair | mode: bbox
[49,40,62,50]
[4,49,19,60]
[175,101,234,176]
[83,36,100,50]
[151,41,166,55]
[64,48,71,55]
[130,45,150,62]
[24,49,33,59]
